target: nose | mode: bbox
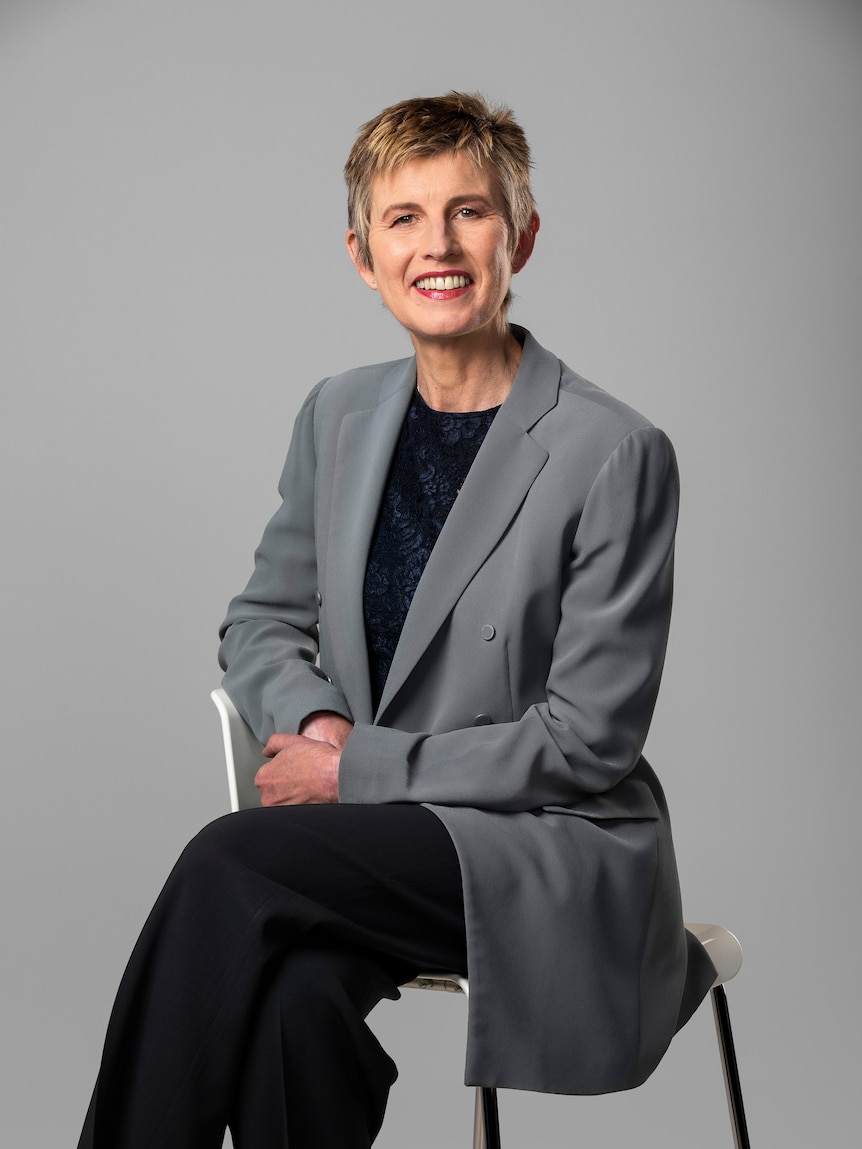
[424,216,459,261]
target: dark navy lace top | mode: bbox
[363,388,499,709]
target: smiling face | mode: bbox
[347,151,537,351]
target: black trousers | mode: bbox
[77,804,468,1149]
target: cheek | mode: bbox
[379,250,411,286]
[485,234,513,278]
[488,247,513,289]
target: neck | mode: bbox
[412,322,522,412]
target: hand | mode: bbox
[256,732,340,806]
[298,710,354,749]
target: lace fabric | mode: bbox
[363,389,499,708]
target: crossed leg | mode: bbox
[77,803,467,1149]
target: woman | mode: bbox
[78,93,715,1149]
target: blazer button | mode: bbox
[315,591,322,606]
[474,714,493,726]
[480,624,496,641]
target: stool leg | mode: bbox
[472,1086,501,1149]
[472,1087,485,1149]
[710,985,751,1149]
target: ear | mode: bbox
[512,212,540,273]
[346,230,377,289]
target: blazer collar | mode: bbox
[324,357,416,725]
[496,325,562,433]
[326,327,562,725]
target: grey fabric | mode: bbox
[219,327,715,1095]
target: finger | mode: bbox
[263,733,295,757]
[264,732,320,757]
[254,762,277,790]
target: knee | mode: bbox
[167,811,250,894]
[273,947,400,1024]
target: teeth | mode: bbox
[415,275,471,291]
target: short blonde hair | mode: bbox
[345,92,535,269]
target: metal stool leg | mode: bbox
[472,1085,501,1149]
[710,985,751,1149]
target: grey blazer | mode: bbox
[219,326,715,1094]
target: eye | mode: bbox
[393,214,415,226]
[456,207,478,218]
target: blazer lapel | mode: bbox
[376,328,562,720]
[324,360,415,725]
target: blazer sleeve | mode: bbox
[338,426,679,812]
[217,381,354,740]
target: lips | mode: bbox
[413,274,472,291]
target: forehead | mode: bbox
[369,152,504,214]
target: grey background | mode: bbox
[1,1,859,1146]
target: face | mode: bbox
[347,151,537,349]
